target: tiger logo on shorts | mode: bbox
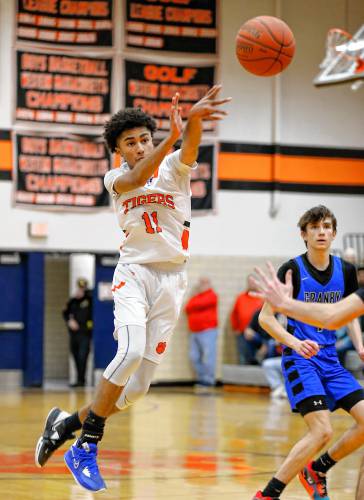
[156,342,167,354]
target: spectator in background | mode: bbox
[185,277,218,387]
[63,278,93,388]
[241,308,276,365]
[343,247,358,266]
[262,314,287,399]
[335,326,354,366]
[358,266,364,287]
[230,276,263,364]
[335,266,364,368]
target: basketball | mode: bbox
[236,16,295,76]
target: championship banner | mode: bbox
[124,59,215,132]
[192,144,216,213]
[16,50,112,126]
[14,132,110,209]
[16,0,113,47]
[125,0,217,53]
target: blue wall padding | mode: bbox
[0,255,26,370]
[93,261,115,369]
[23,252,44,387]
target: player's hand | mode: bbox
[187,84,232,122]
[249,261,293,311]
[169,92,183,142]
[293,339,320,359]
[356,347,364,362]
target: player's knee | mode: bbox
[312,423,333,445]
[321,427,334,444]
[115,378,150,410]
[127,383,149,404]
[124,347,144,371]
[103,347,144,386]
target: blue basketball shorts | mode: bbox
[281,345,364,415]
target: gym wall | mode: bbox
[0,0,363,257]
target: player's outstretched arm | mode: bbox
[180,85,231,166]
[250,262,364,329]
[113,93,183,193]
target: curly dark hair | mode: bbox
[103,108,157,153]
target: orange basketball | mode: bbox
[236,16,295,76]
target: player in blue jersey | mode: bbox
[252,205,364,500]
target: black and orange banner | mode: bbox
[192,144,215,212]
[125,0,217,53]
[6,132,364,194]
[16,50,112,126]
[219,143,364,194]
[17,0,113,47]
[125,59,215,132]
[14,132,110,208]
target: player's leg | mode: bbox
[300,399,364,500]
[37,264,147,477]
[114,267,187,410]
[36,323,146,472]
[64,263,153,492]
[326,400,364,458]
[254,352,331,499]
[116,357,158,410]
[281,411,332,485]
[64,324,146,492]
[254,410,332,499]
[299,352,364,498]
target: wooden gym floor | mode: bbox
[0,386,361,499]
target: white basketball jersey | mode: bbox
[104,150,196,266]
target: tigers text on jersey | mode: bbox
[104,150,196,267]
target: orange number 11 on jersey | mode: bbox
[142,211,162,234]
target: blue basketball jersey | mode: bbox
[287,255,344,346]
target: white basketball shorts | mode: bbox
[111,263,187,364]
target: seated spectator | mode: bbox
[262,355,287,399]
[343,247,358,266]
[185,277,218,387]
[261,315,288,399]
[230,276,263,364]
[239,308,272,365]
[335,265,364,369]
[335,326,354,366]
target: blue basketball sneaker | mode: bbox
[64,440,106,492]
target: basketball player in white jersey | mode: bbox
[35,85,231,492]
